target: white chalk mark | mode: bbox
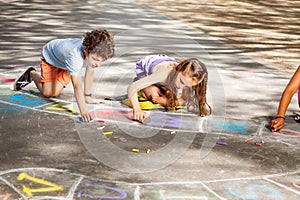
[33,101,55,109]
[264,177,300,196]
[0,100,75,118]
[163,196,208,199]
[67,177,84,200]
[0,176,27,199]
[0,167,68,176]
[134,185,140,200]
[128,169,300,186]
[33,196,67,200]
[0,97,206,133]
[201,182,226,200]
[256,121,266,138]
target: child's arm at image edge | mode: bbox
[271,66,300,130]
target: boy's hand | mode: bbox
[85,96,105,104]
[270,118,284,132]
[133,109,147,122]
[81,111,95,122]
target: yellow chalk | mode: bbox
[103,131,113,135]
[17,173,63,197]
[131,148,139,153]
[146,149,151,154]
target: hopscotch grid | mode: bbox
[0,167,300,199]
[1,94,300,198]
[0,100,75,118]
[0,97,212,134]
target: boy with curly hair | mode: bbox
[14,29,114,122]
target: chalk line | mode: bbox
[0,176,27,199]
[128,169,300,186]
[0,167,68,176]
[0,99,75,118]
[264,177,300,196]
[1,167,300,200]
[0,94,210,133]
[134,186,140,200]
[200,182,226,200]
[67,177,84,200]
[32,196,67,200]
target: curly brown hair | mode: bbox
[83,29,114,60]
[164,58,212,116]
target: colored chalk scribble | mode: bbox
[17,173,63,197]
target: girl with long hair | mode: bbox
[127,54,212,122]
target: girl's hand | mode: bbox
[133,109,147,122]
[270,118,285,132]
[85,96,105,104]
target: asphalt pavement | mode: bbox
[0,0,300,199]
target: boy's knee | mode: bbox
[42,91,52,98]
[42,91,59,98]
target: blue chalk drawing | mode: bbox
[10,94,41,105]
[228,184,283,199]
[77,183,127,199]
[211,120,249,133]
[0,105,20,112]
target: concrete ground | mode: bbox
[0,0,300,199]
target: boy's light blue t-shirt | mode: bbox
[41,38,93,76]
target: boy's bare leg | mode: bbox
[30,70,64,97]
[30,70,42,92]
[42,81,64,97]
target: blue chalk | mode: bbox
[216,141,228,146]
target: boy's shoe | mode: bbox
[14,67,36,90]
[295,114,300,123]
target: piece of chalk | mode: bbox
[97,126,105,130]
[29,89,35,94]
[97,120,105,123]
[146,149,151,154]
[171,131,176,134]
[255,142,262,146]
[103,131,113,135]
[244,137,254,143]
[76,119,83,124]
[132,148,139,153]
[216,141,228,146]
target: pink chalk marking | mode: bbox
[272,128,300,138]
[94,110,134,121]
[0,76,15,83]
[0,193,12,200]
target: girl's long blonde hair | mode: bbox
[164,58,212,116]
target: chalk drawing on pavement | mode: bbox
[0,168,299,199]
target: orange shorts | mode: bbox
[40,59,71,87]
